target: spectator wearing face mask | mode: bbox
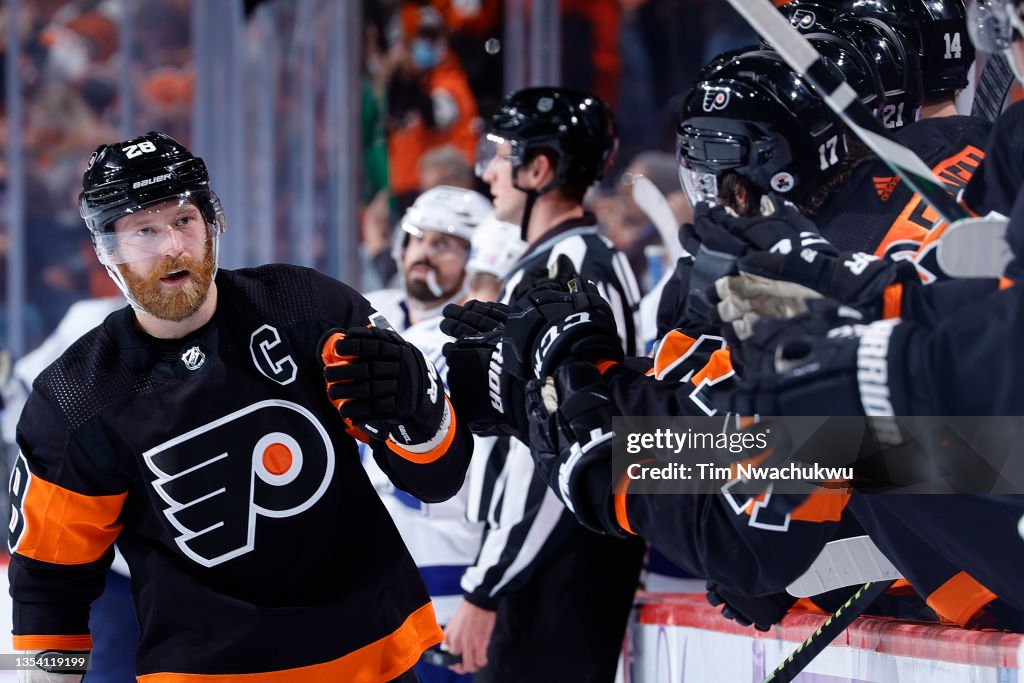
[386,2,480,211]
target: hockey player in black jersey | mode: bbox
[10,131,473,682]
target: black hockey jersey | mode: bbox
[9,264,471,681]
[962,99,1024,217]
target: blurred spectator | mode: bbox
[385,2,480,211]
[419,144,474,190]
[363,144,475,290]
[562,0,621,108]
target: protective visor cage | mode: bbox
[475,132,525,178]
[676,125,751,206]
[91,194,223,266]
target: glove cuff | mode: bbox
[386,396,457,464]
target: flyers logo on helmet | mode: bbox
[703,88,730,112]
[144,400,335,567]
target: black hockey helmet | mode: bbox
[677,50,849,208]
[761,12,887,112]
[778,1,845,31]
[476,87,618,192]
[835,15,924,127]
[79,131,225,238]
[841,0,975,95]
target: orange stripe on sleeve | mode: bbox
[613,469,637,536]
[926,571,997,628]
[386,397,458,464]
[653,330,699,379]
[594,359,619,375]
[690,349,734,387]
[12,634,93,650]
[1000,276,1015,291]
[14,474,124,565]
[789,491,851,523]
[137,602,442,682]
[882,283,903,319]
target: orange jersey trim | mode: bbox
[386,397,458,464]
[926,571,997,628]
[789,491,851,523]
[12,634,93,650]
[13,473,124,565]
[613,464,642,536]
[653,330,700,378]
[1000,276,1015,291]
[138,602,442,683]
[691,348,734,387]
[882,284,903,319]
[594,359,619,375]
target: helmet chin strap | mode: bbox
[514,177,559,243]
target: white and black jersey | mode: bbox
[460,213,643,607]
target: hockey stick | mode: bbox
[631,174,687,262]
[786,535,901,598]
[762,579,896,683]
[726,0,968,225]
[971,53,1015,122]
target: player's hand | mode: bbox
[720,305,898,423]
[711,249,918,338]
[706,583,796,631]
[526,361,626,537]
[322,326,449,449]
[691,194,829,257]
[681,195,833,327]
[442,327,530,441]
[443,600,497,674]
[503,255,623,381]
[440,300,510,339]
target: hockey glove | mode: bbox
[683,196,833,326]
[722,308,901,427]
[712,250,919,340]
[706,583,796,631]
[503,255,624,381]
[323,327,453,455]
[442,327,530,441]
[526,360,626,537]
[440,300,510,339]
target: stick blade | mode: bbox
[937,215,1013,278]
[787,535,901,598]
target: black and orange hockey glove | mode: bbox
[322,327,453,456]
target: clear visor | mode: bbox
[475,132,522,178]
[678,158,719,207]
[967,0,1020,52]
[92,198,214,266]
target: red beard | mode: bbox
[119,243,215,322]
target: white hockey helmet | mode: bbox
[400,185,493,243]
[467,213,528,279]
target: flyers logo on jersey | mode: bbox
[144,400,335,567]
